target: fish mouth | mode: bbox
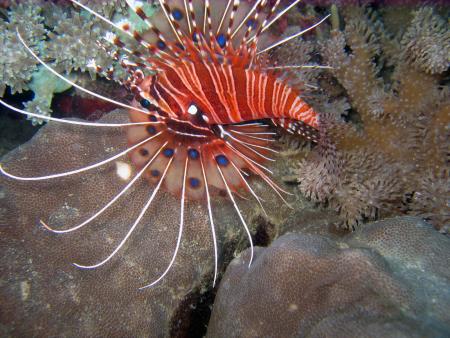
[164,117,215,139]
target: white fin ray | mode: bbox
[41,141,168,234]
[139,155,188,289]
[257,14,331,55]
[0,132,164,181]
[200,155,219,287]
[0,99,156,128]
[229,159,267,217]
[216,160,254,268]
[230,0,264,40]
[73,155,174,270]
[248,0,300,44]
[71,0,173,59]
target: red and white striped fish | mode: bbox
[0,0,329,288]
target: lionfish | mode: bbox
[0,0,329,289]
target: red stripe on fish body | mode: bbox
[144,58,319,128]
[125,1,324,200]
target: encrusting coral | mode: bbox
[283,5,449,231]
[0,109,289,337]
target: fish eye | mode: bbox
[187,104,198,115]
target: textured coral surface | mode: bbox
[0,112,210,336]
[208,217,450,338]
[0,110,289,336]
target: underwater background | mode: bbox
[0,1,449,337]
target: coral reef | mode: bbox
[282,5,449,230]
[208,217,450,338]
[0,1,448,336]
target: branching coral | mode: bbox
[285,5,449,230]
[0,0,155,124]
[0,1,46,96]
[410,169,449,233]
[46,11,114,76]
[401,7,450,75]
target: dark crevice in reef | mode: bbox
[252,215,277,247]
[169,212,327,337]
[169,217,267,337]
[0,87,41,157]
[170,283,217,338]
